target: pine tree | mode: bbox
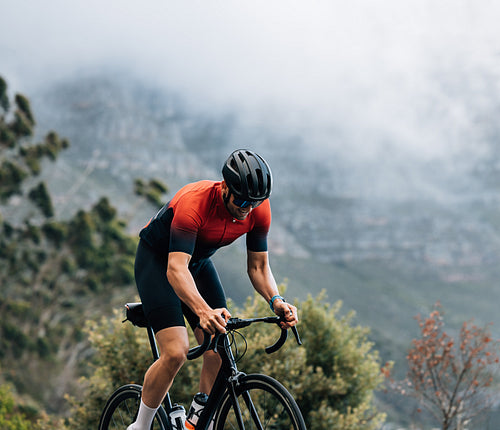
[0,76,69,209]
[0,76,137,422]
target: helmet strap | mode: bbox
[223,189,231,206]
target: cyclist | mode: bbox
[127,149,298,430]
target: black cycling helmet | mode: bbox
[222,149,273,201]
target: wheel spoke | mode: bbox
[214,375,305,430]
[99,385,168,430]
[242,390,264,430]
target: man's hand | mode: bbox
[199,307,231,334]
[272,299,298,329]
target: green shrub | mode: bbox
[67,309,157,429]
[68,290,386,430]
[92,197,117,222]
[134,177,168,207]
[0,384,32,430]
[0,160,28,199]
[231,292,386,430]
[0,76,9,111]
[42,221,67,246]
[0,126,16,148]
[0,383,67,430]
[28,182,54,218]
[12,111,33,137]
[15,94,35,126]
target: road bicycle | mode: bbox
[98,302,306,430]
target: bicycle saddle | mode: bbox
[124,302,149,328]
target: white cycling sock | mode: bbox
[127,399,159,430]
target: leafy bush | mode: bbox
[67,308,160,429]
[42,221,67,246]
[0,76,9,111]
[0,383,65,430]
[28,182,54,218]
[0,76,140,419]
[396,303,500,429]
[233,292,387,430]
[68,290,386,430]
[134,177,169,207]
[0,384,32,430]
[0,160,28,198]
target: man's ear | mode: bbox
[221,181,231,203]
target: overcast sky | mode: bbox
[2,0,500,165]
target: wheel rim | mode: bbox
[215,380,303,429]
[108,395,140,429]
[102,389,166,430]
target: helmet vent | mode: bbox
[222,149,272,201]
[255,169,264,192]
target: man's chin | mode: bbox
[233,210,250,220]
[224,201,250,220]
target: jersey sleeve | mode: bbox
[169,199,202,255]
[246,200,271,252]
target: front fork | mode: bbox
[227,373,265,430]
[197,333,245,429]
[228,377,246,430]
[222,333,248,429]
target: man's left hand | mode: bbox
[273,300,298,329]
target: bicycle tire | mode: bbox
[212,373,306,430]
[98,384,169,430]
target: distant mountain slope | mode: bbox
[32,71,500,318]
[30,71,500,425]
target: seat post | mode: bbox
[147,325,160,361]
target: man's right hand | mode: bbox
[199,307,231,334]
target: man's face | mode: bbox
[221,183,253,221]
[226,193,253,220]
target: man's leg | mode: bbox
[128,326,189,430]
[194,327,221,394]
[134,241,188,410]
[142,326,189,407]
[188,259,227,395]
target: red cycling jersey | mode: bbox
[139,181,271,262]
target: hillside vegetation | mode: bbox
[0,76,390,428]
[0,76,142,415]
[68,293,387,430]
[3,73,499,428]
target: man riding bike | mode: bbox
[127,149,298,430]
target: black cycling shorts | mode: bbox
[134,239,227,334]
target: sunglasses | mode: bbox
[232,197,263,208]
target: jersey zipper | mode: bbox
[218,217,229,246]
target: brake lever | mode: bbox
[291,326,302,346]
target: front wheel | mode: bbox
[213,374,306,430]
[98,384,169,430]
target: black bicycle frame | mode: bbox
[194,333,245,430]
[145,324,246,430]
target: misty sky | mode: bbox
[2,0,500,168]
